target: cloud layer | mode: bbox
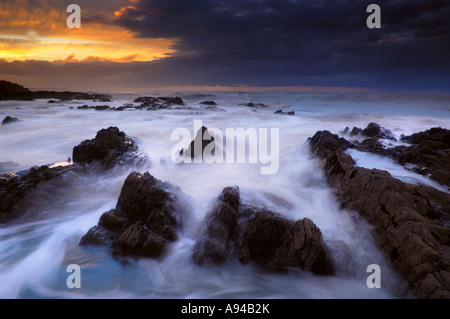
[1,0,450,91]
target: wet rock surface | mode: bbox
[72,126,141,169]
[309,129,450,298]
[0,164,88,223]
[193,187,335,275]
[1,127,146,223]
[344,122,397,141]
[394,128,450,187]
[80,171,190,258]
[343,124,450,188]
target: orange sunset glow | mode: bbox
[0,0,175,63]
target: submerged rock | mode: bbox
[200,101,217,106]
[309,129,450,298]
[2,116,20,125]
[192,186,335,275]
[80,171,190,258]
[274,109,295,115]
[239,102,268,107]
[134,96,184,109]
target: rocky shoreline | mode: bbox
[1,121,449,298]
[308,125,450,298]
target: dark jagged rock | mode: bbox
[393,128,450,187]
[192,187,240,264]
[47,100,58,103]
[362,122,397,141]
[94,98,112,102]
[115,104,134,111]
[1,116,20,125]
[0,164,83,223]
[239,102,268,107]
[80,171,190,258]
[192,187,334,275]
[200,101,217,106]
[354,138,388,156]
[309,130,450,298]
[239,210,332,274]
[274,109,295,115]
[76,105,111,111]
[72,127,139,168]
[93,105,111,111]
[346,122,396,141]
[133,96,184,109]
[341,125,449,188]
[1,127,145,224]
[180,126,215,159]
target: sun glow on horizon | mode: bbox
[0,1,176,63]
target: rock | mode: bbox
[94,98,112,102]
[193,187,240,264]
[239,210,332,274]
[362,122,397,141]
[309,130,450,298]
[393,127,450,187]
[0,80,112,101]
[274,109,295,115]
[0,164,83,223]
[2,116,20,125]
[47,100,58,103]
[323,240,355,276]
[115,104,134,111]
[134,96,184,109]
[239,102,268,107]
[354,138,388,156]
[192,186,333,274]
[77,105,90,110]
[346,123,396,141]
[93,105,111,111]
[180,126,215,159]
[80,171,190,258]
[72,126,139,168]
[1,127,145,223]
[349,127,362,136]
[200,101,217,106]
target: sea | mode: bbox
[0,90,449,298]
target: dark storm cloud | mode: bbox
[1,0,450,90]
[110,0,450,89]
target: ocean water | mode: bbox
[0,91,449,299]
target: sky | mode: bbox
[0,0,449,93]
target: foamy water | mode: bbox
[0,91,449,298]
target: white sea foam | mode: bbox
[0,91,449,298]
